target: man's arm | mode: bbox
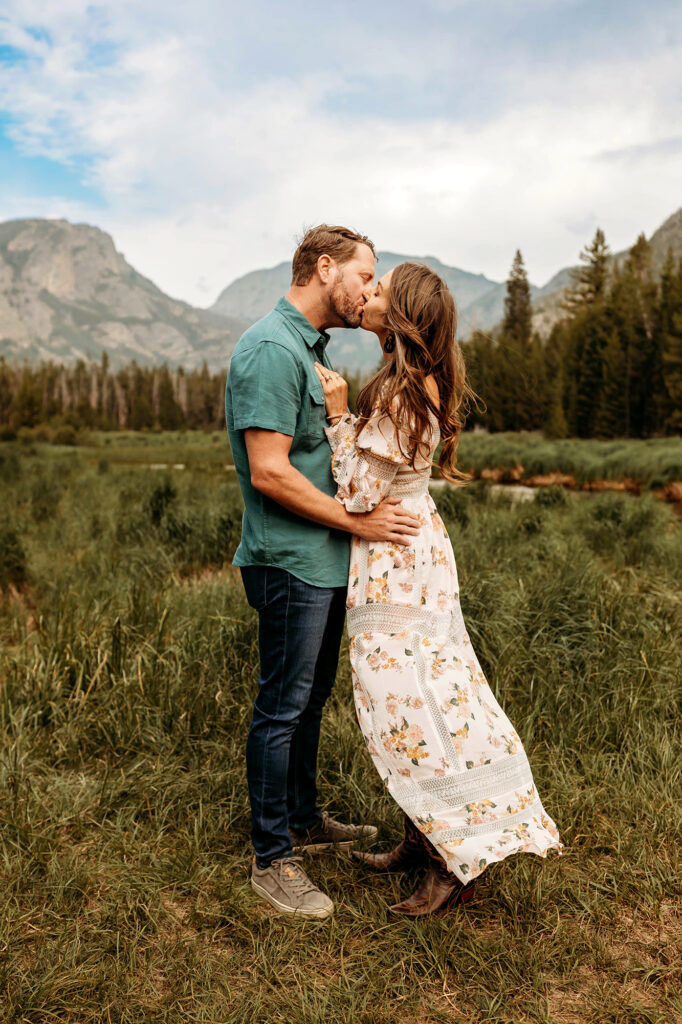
[245,429,420,546]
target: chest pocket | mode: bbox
[304,378,327,441]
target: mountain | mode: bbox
[212,251,505,372]
[3,207,680,375]
[0,219,248,370]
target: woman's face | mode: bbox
[361,268,393,339]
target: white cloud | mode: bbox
[0,1,680,308]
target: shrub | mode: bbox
[17,427,37,448]
[158,508,242,569]
[0,447,21,483]
[30,475,62,522]
[514,504,545,535]
[535,485,568,508]
[145,479,177,526]
[0,525,28,589]
[51,426,79,446]
[578,493,671,566]
[32,424,51,442]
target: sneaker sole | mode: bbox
[293,827,379,855]
[251,877,334,920]
[292,839,354,854]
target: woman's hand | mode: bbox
[313,363,348,419]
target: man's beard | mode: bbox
[330,274,362,328]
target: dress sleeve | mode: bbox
[323,406,414,512]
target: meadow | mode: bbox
[0,437,681,1023]
[7,426,682,490]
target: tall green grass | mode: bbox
[1,446,681,1023]
[454,432,682,487]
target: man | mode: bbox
[225,224,420,919]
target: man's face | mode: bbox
[328,243,375,328]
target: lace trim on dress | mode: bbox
[390,473,430,498]
[363,451,399,482]
[323,415,355,448]
[391,751,534,808]
[346,603,468,644]
[347,604,450,637]
[433,799,546,841]
[414,632,462,770]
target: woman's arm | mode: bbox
[313,362,426,514]
[324,421,404,512]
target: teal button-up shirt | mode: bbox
[225,297,350,588]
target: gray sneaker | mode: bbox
[251,856,334,919]
[290,811,379,854]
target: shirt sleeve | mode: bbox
[323,407,413,512]
[229,341,302,436]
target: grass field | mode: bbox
[1,441,682,1023]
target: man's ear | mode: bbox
[316,254,334,284]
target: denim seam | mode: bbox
[280,572,293,837]
[255,569,291,855]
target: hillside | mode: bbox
[0,219,248,371]
[212,251,504,371]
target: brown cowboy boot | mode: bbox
[351,814,426,873]
[387,831,476,919]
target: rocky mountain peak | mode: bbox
[0,218,246,370]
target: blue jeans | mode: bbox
[240,565,347,868]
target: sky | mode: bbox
[0,0,681,308]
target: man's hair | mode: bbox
[291,224,376,286]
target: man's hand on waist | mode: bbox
[352,497,421,547]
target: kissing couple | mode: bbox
[225,224,562,920]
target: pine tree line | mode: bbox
[0,354,228,434]
[464,232,682,437]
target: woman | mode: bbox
[314,262,562,919]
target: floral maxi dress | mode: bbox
[324,407,563,883]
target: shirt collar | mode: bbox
[275,296,330,351]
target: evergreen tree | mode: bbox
[543,325,567,438]
[661,256,682,433]
[12,368,42,428]
[503,250,532,345]
[129,364,154,430]
[497,251,534,429]
[562,227,611,314]
[157,365,182,430]
[526,334,548,429]
[594,329,627,438]
[572,305,611,437]
[657,250,682,431]
[461,332,498,430]
[0,359,13,426]
[622,235,658,436]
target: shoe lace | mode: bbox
[275,857,317,896]
[320,811,352,838]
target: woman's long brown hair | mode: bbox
[355,262,477,484]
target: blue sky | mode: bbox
[1,0,681,307]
